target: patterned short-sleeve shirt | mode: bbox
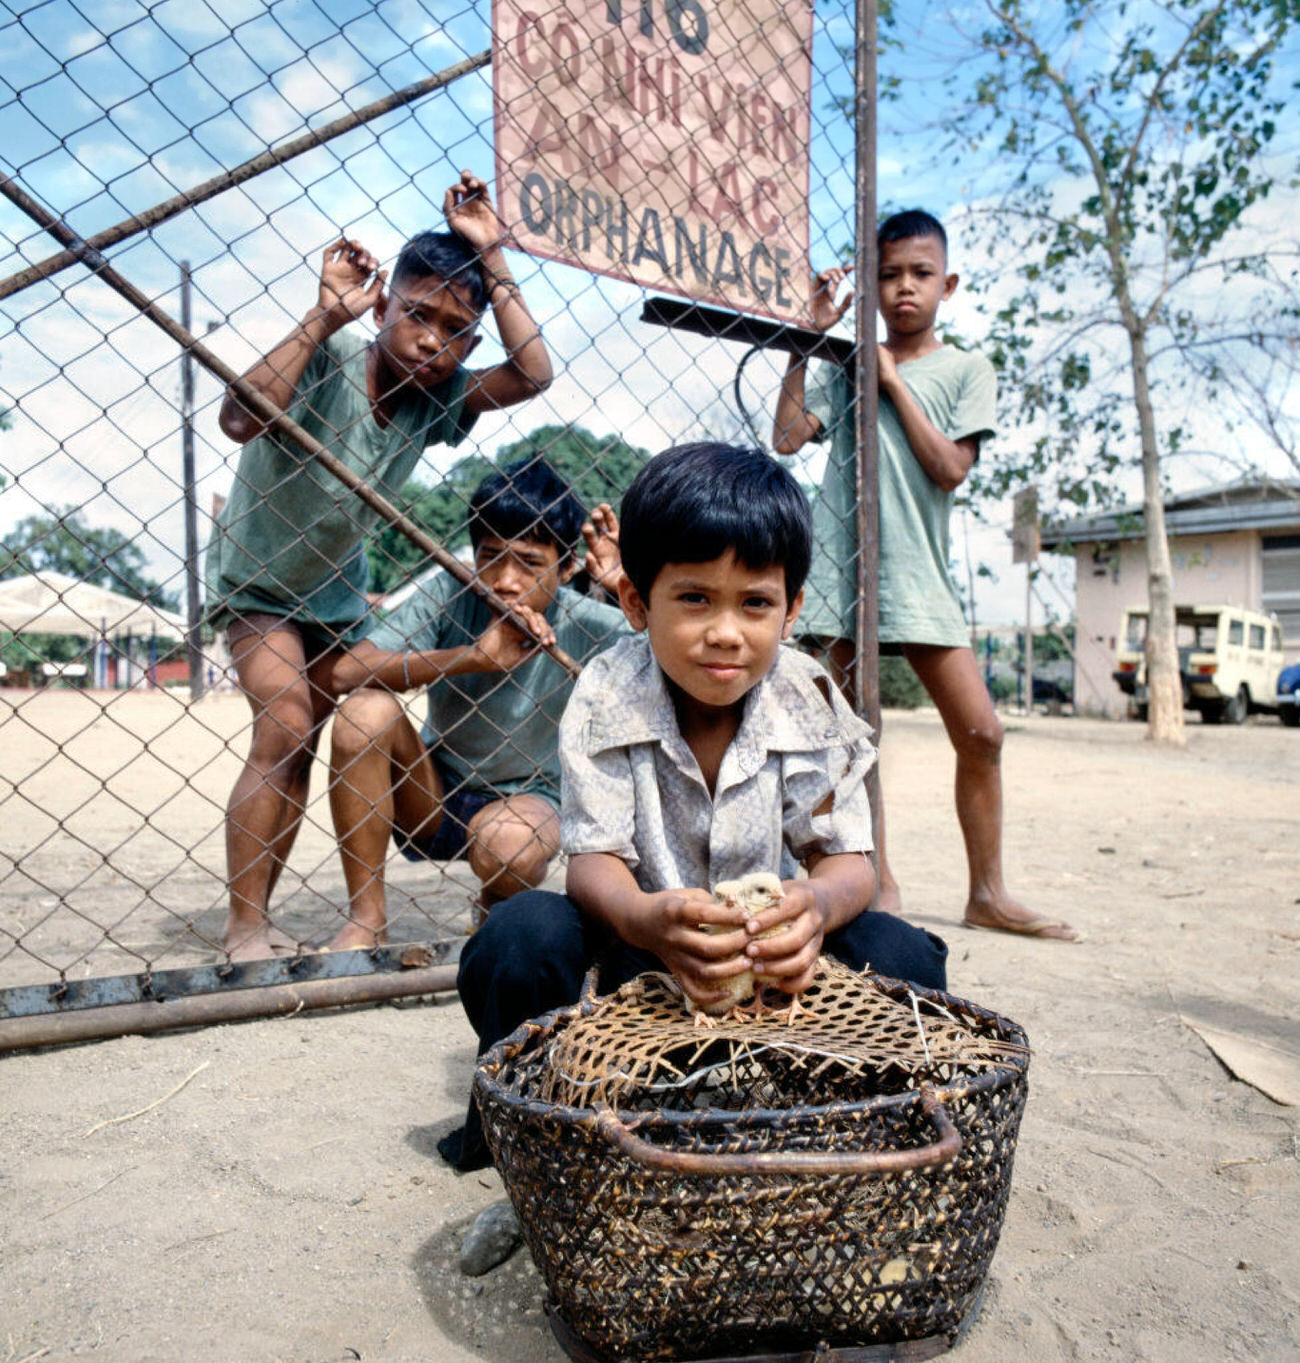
[559,635,876,892]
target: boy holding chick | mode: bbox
[441,442,947,1170]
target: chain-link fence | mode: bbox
[0,0,875,1041]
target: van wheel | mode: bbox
[1199,703,1224,725]
[1281,707,1300,728]
[1225,686,1249,725]
[1132,702,1149,722]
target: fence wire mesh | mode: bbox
[0,1,869,1012]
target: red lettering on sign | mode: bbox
[514,12,547,80]
[696,73,733,144]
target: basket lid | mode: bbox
[517,958,1028,1115]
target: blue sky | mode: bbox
[1,0,1294,631]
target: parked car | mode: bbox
[1277,661,1300,728]
[1113,604,1285,724]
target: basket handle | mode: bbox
[592,1085,961,1177]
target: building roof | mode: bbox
[1039,476,1300,549]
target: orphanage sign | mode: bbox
[492,0,813,324]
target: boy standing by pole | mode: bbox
[207,171,552,961]
[773,210,1076,941]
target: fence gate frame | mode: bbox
[0,1,881,1049]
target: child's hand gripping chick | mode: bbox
[695,872,803,1024]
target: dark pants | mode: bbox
[444,890,948,1170]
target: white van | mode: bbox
[1112,604,1285,724]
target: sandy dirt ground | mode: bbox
[1,690,1298,1362]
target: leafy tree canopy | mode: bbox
[871,0,1298,742]
[884,0,1300,508]
[492,423,653,512]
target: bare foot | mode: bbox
[963,897,1079,942]
[326,922,386,953]
[223,922,283,962]
[267,925,300,956]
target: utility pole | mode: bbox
[1024,568,1033,712]
[180,262,204,701]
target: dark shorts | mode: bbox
[394,760,558,863]
[224,611,364,659]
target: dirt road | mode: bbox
[2,702,1297,1361]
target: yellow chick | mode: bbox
[693,871,791,1024]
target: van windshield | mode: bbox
[1126,610,1236,653]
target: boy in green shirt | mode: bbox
[773,209,1076,941]
[326,459,626,949]
[207,171,553,961]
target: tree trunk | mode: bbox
[1129,325,1186,747]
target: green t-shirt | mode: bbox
[804,346,996,646]
[206,332,476,638]
[371,574,628,802]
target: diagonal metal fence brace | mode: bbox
[0,49,491,303]
[0,172,581,678]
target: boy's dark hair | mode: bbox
[468,457,587,564]
[619,443,812,600]
[878,209,948,259]
[393,230,488,312]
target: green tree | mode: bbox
[366,456,493,595]
[0,506,176,609]
[879,655,930,708]
[891,0,1297,745]
[491,424,652,513]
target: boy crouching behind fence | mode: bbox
[205,171,552,962]
[439,442,949,1171]
[325,459,627,951]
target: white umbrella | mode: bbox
[0,571,188,641]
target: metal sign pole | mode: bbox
[180,262,204,702]
[854,0,882,883]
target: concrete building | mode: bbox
[1040,478,1300,717]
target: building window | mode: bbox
[1262,535,1300,644]
[1091,542,1119,582]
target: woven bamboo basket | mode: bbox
[474,959,1030,1363]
